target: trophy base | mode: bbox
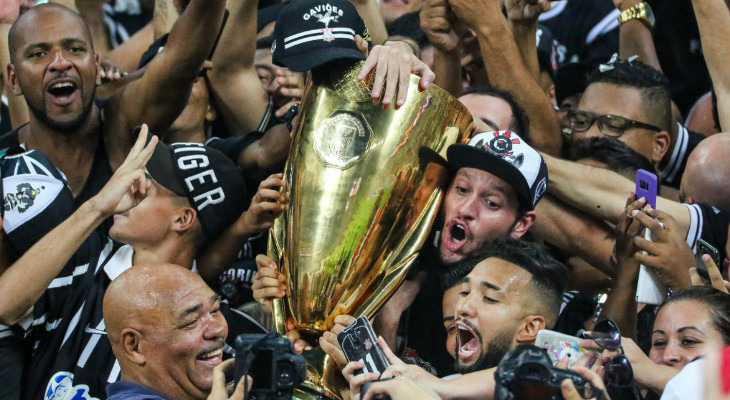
[292,347,344,400]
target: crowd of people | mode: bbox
[0,0,728,399]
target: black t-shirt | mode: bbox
[538,0,619,66]
[659,124,704,190]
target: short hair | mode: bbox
[587,58,672,132]
[8,4,94,64]
[256,35,274,51]
[568,136,654,179]
[453,237,568,327]
[658,286,730,345]
[459,86,530,143]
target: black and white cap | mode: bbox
[447,131,548,210]
[146,142,247,241]
[271,0,367,72]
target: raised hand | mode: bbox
[251,254,286,311]
[420,0,464,54]
[357,44,435,108]
[91,124,157,217]
[505,0,550,23]
[238,173,287,234]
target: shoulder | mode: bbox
[106,380,172,400]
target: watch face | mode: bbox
[644,5,656,26]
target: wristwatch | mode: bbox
[617,2,655,29]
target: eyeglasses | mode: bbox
[567,109,662,137]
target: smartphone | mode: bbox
[535,329,589,367]
[696,239,720,282]
[634,170,666,304]
[337,316,389,376]
[635,169,657,208]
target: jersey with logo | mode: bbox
[683,203,730,262]
[22,237,268,400]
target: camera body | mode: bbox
[494,345,589,400]
[234,333,307,400]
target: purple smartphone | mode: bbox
[635,169,657,208]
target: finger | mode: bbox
[210,359,234,397]
[355,34,369,57]
[651,209,680,233]
[413,61,435,90]
[377,336,404,366]
[556,356,569,369]
[632,210,665,240]
[358,46,380,81]
[381,49,400,106]
[689,267,704,286]
[571,365,608,392]
[342,360,365,381]
[255,254,277,270]
[560,379,582,400]
[633,235,660,256]
[395,53,411,106]
[253,286,286,302]
[255,188,283,203]
[230,375,250,400]
[703,254,729,293]
[371,48,389,101]
[333,314,357,327]
[252,275,286,289]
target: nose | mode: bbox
[49,51,72,72]
[661,343,682,367]
[455,194,479,222]
[455,293,476,318]
[203,313,228,340]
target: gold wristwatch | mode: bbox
[617,2,655,29]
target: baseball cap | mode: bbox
[146,141,247,241]
[271,0,367,72]
[447,131,548,210]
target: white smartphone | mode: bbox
[636,224,667,305]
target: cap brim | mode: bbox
[146,142,187,197]
[447,144,533,210]
[277,47,365,72]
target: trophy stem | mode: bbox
[294,348,344,400]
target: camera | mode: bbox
[234,333,307,400]
[494,345,590,400]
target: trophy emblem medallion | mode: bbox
[314,110,372,169]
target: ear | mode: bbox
[95,53,102,86]
[171,206,197,233]
[120,328,146,366]
[509,210,536,239]
[515,315,546,344]
[652,130,671,164]
[7,64,22,96]
[205,103,217,122]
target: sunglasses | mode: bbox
[567,109,662,138]
[582,319,640,400]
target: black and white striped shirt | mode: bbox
[23,237,267,400]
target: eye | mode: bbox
[29,50,47,58]
[182,319,199,329]
[681,337,701,346]
[455,186,468,195]
[70,46,85,53]
[652,339,666,348]
[485,199,500,209]
[482,296,498,304]
[459,290,469,297]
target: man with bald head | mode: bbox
[104,263,228,400]
[680,133,730,208]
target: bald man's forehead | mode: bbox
[12,5,92,52]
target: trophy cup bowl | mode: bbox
[267,62,473,399]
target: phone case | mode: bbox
[337,317,390,375]
[636,227,667,305]
[635,169,657,209]
[535,329,589,367]
[695,239,720,282]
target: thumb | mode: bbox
[377,336,404,366]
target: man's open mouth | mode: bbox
[46,80,79,105]
[197,346,223,363]
[442,220,470,253]
[456,322,480,360]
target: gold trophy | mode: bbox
[267,62,473,399]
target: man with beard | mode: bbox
[253,129,549,375]
[449,238,567,373]
[341,238,567,398]
[2,1,224,202]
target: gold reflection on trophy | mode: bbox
[267,61,473,399]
